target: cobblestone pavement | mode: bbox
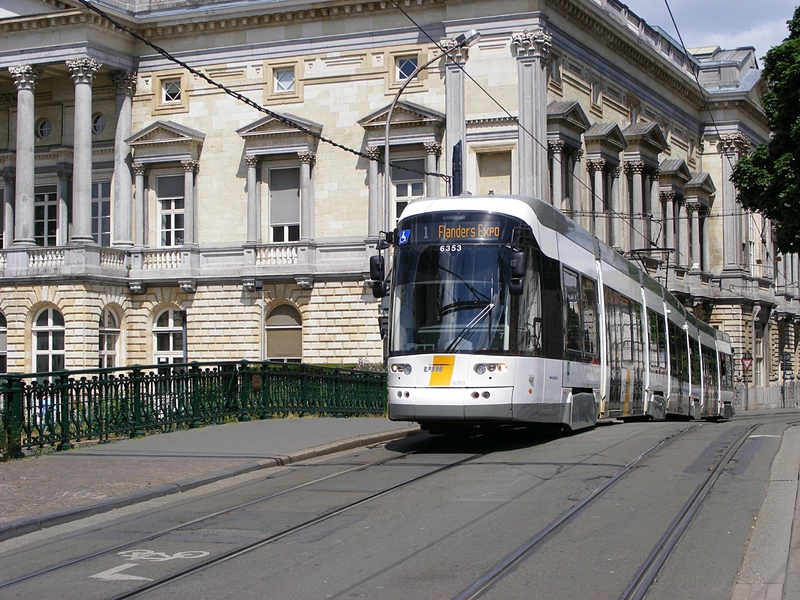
[0,450,248,524]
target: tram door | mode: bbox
[604,288,645,417]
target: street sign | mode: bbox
[742,356,753,371]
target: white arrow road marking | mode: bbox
[90,563,152,581]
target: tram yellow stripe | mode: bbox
[429,355,455,387]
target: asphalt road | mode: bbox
[0,412,796,600]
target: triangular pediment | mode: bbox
[623,121,668,153]
[0,0,75,20]
[127,121,205,147]
[547,101,591,133]
[236,113,323,139]
[659,158,692,182]
[686,172,716,195]
[584,122,628,153]
[358,101,445,129]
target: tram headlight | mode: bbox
[391,363,412,375]
[474,363,508,375]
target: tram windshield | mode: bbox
[390,212,524,356]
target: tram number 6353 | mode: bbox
[440,244,462,252]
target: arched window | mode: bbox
[266,305,302,362]
[99,308,120,368]
[153,308,185,364]
[32,308,65,373]
[0,312,7,374]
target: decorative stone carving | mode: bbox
[110,70,137,97]
[67,58,101,85]
[297,151,316,165]
[718,133,751,156]
[511,28,552,61]
[423,141,442,157]
[9,65,41,91]
[586,158,606,173]
[181,159,199,173]
[244,155,261,168]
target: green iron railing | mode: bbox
[0,360,387,459]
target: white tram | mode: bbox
[371,195,735,433]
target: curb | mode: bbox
[0,426,420,543]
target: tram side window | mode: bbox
[563,268,582,355]
[668,321,688,383]
[515,245,543,356]
[604,287,619,366]
[648,309,667,373]
[620,296,633,362]
[631,300,644,369]
[582,277,599,357]
[540,254,564,360]
[702,345,718,398]
[690,336,701,386]
[719,352,734,391]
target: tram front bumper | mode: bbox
[388,386,513,421]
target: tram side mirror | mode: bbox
[369,254,385,281]
[372,281,388,299]
[510,250,526,278]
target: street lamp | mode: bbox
[382,29,481,237]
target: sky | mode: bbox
[622,0,797,65]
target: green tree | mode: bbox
[731,7,800,253]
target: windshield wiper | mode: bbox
[445,302,495,353]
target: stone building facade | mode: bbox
[0,0,797,408]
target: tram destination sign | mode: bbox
[398,220,504,245]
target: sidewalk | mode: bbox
[0,417,419,541]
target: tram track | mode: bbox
[452,423,761,600]
[0,444,436,591]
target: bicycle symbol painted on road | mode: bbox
[90,549,210,581]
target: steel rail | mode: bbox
[0,446,425,589]
[106,452,485,600]
[452,425,696,600]
[620,422,761,600]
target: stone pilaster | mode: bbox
[549,140,564,208]
[111,70,137,247]
[298,151,315,242]
[686,200,701,270]
[56,168,72,246]
[181,159,199,245]
[587,158,606,240]
[626,160,646,250]
[423,141,442,198]
[132,163,148,247]
[245,155,261,244]
[365,146,382,237]
[442,37,471,196]
[719,133,750,270]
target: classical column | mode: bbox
[587,159,605,239]
[626,160,645,250]
[443,38,469,196]
[687,200,701,270]
[181,159,198,245]
[611,166,622,249]
[2,173,14,249]
[111,70,136,247]
[549,140,564,208]
[423,141,442,198]
[298,151,315,242]
[677,199,689,267]
[10,65,41,246]
[701,209,710,272]
[366,147,382,238]
[245,155,261,244]
[649,169,660,247]
[56,168,72,246]
[719,134,749,270]
[67,58,101,244]
[133,163,148,247]
[512,28,551,200]
[661,191,676,264]
[571,149,583,220]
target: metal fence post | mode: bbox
[56,370,73,451]
[239,360,251,421]
[4,374,25,459]
[190,362,202,429]
[131,365,143,438]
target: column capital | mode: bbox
[2,172,15,185]
[625,159,646,175]
[9,65,42,91]
[660,190,676,203]
[612,166,623,179]
[110,70,137,97]
[67,58,101,85]
[244,154,261,168]
[365,146,383,161]
[718,132,751,156]
[181,159,199,173]
[548,139,565,153]
[685,199,702,213]
[132,163,149,176]
[571,148,584,162]
[56,168,72,181]
[440,37,471,64]
[511,28,552,61]
[298,150,316,165]
[423,141,442,157]
[587,158,606,173]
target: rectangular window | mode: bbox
[34,185,58,247]
[392,159,424,222]
[162,79,181,103]
[396,56,418,82]
[582,277,598,356]
[92,180,111,246]
[274,68,295,93]
[157,175,185,247]
[269,167,300,243]
[563,268,582,353]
